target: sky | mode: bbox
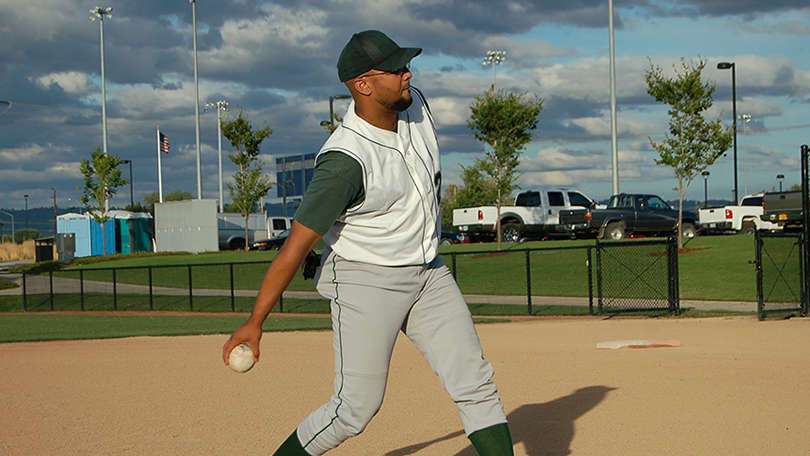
[1,0,809,212]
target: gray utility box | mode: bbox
[56,232,76,263]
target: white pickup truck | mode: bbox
[453,189,596,242]
[217,213,293,250]
[698,193,781,235]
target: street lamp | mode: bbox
[717,61,738,203]
[189,0,202,200]
[329,94,350,127]
[205,100,229,212]
[777,174,785,192]
[91,6,113,210]
[702,171,710,208]
[120,159,133,208]
[24,194,28,230]
[482,50,506,86]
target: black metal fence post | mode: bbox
[148,266,153,311]
[112,268,118,311]
[667,237,680,315]
[755,230,764,320]
[22,271,27,311]
[188,265,193,312]
[802,144,809,314]
[49,270,54,311]
[80,269,85,311]
[451,253,457,280]
[525,250,532,315]
[587,246,593,315]
[595,240,603,314]
[230,263,235,312]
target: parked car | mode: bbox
[249,229,290,251]
[440,231,465,245]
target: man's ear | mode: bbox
[352,77,373,97]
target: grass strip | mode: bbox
[0,314,332,343]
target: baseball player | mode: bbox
[223,30,513,456]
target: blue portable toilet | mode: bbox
[58,211,153,257]
[57,213,92,258]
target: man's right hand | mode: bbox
[222,321,262,365]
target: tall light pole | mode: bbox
[608,0,619,195]
[91,6,112,210]
[777,174,785,192]
[52,188,57,237]
[120,159,134,208]
[205,100,229,212]
[717,62,738,203]
[189,0,202,200]
[24,194,29,230]
[702,171,710,208]
[740,113,751,195]
[482,50,506,86]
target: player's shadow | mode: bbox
[385,385,615,456]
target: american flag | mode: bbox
[159,132,170,154]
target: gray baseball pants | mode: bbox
[295,249,507,455]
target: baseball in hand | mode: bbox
[228,343,255,373]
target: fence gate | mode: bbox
[755,231,806,320]
[595,237,679,315]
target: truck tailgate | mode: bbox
[453,206,498,228]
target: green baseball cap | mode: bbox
[337,30,422,82]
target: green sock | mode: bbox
[273,430,310,456]
[469,422,514,456]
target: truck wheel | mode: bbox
[604,222,625,240]
[229,238,246,250]
[681,222,697,238]
[740,221,756,235]
[501,223,521,243]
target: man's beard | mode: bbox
[383,94,413,112]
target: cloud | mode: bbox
[32,71,95,97]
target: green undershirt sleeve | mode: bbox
[293,151,364,236]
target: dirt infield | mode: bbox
[2,316,809,455]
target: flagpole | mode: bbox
[157,126,164,203]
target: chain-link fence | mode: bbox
[20,239,679,315]
[595,238,679,314]
[755,231,806,320]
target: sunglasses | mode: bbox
[365,62,411,77]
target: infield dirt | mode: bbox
[2,316,809,455]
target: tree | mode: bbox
[440,159,503,229]
[13,228,40,244]
[79,146,129,255]
[468,86,543,249]
[645,57,732,249]
[220,108,273,250]
[320,113,343,134]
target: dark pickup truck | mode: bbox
[557,193,698,240]
[760,190,804,231]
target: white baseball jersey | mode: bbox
[316,88,442,266]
